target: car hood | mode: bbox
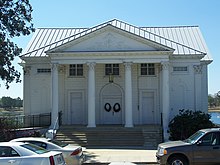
[159,140,191,148]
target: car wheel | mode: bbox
[167,156,188,165]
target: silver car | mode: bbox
[0,141,66,165]
[11,137,85,165]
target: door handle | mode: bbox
[213,147,219,149]
[8,160,16,163]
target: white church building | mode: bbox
[20,19,212,139]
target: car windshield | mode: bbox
[21,143,49,154]
[184,130,205,144]
[49,139,68,148]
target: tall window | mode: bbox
[141,63,155,75]
[105,64,119,75]
[69,64,83,76]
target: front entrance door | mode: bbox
[141,91,155,124]
[70,91,85,124]
[101,84,123,125]
[103,97,122,124]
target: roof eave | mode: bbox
[46,50,174,57]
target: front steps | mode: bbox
[55,125,162,149]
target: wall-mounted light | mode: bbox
[109,73,114,83]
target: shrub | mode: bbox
[168,109,215,141]
[0,118,18,141]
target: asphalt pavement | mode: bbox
[82,148,158,165]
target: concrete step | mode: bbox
[55,125,162,149]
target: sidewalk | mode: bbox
[83,148,158,164]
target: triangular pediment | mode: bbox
[47,25,173,54]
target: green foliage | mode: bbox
[0,96,23,109]
[0,118,18,141]
[168,109,215,141]
[0,0,34,89]
[208,94,220,107]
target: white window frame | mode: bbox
[140,63,155,76]
[105,64,119,76]
[69,64,84,77]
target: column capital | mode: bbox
[161,61,170,70]
[87,62,96,70]
[193,65,202,74]
[124,62,133,70]
[51,63,59,70]
[23,66,31,75]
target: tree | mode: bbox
[168,109,215,141]
[0,96,23,109]
[208,94,215,107]
[14,97,22,107]
[0,0,34,89]
[1,96,13,109]
[208,93,220,108]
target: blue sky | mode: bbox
[0,0,219,98]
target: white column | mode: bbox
[201,63,208,112]
[194,65,202,111]
[87,62,96,127]
[161,61,170,141]
[23,66,31,116]
[51,63,59,129]
[23,66,31,127]
[124,62,133,127]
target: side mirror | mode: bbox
[196,140,202,146]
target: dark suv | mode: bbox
[156,128,220,165]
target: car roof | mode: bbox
[11,137,50,142]
[200,128,220,133]
[0,141,27,146]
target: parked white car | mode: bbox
[11,137,85,165]
[0,141,66,165]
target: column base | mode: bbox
[50,122,59,130]
[163,128,170,142]
[124,124,134,128]
[87,124,96,128]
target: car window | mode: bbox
[23,141,47,149]
[184,130,205,144]
[49,139,68,148]
[211,132,220,145]
[0,146,20,157]
[21,143,49,154]
[200,132,219,146]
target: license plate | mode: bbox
[57,154,63,164]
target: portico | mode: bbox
[50,55,171,134]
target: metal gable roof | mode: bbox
[141,26,212,60]
[20,19,211,60]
